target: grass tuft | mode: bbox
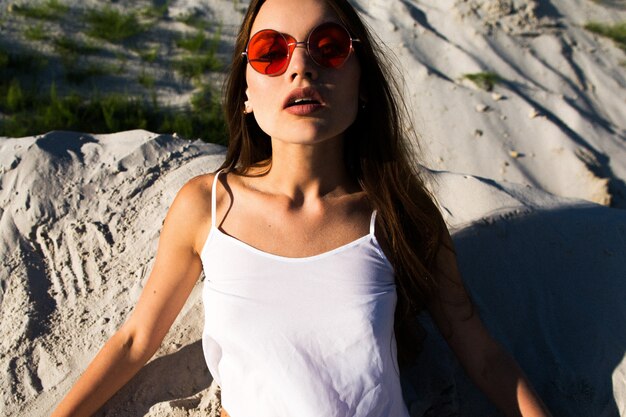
[142,2,170,20]
[139,46,160,63]
[86,6,145,43]
[462,72,503,91]
[138,71,156,89]
[173,53,221,81]
[12,0,69,21]
[0,82,227,142]
[6,79,26,112]
[173,24,222,80]
[24,24,48,41]
[0,48,48,75]
[0,50,9,69]
[176,31,208,53]
[160,84,227,143]
[584,21,626,50]
[1,58,226,142]
[53,36,99,55]
[175,13,212,31]
[64,63,113,84]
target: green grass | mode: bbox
[24,24,48,41]
[0,80,227,142]
[1,2,226,143]
[173,24,222,81]
[462,72,503,91]
[160,84,227,143]
[53,36,99,55]
[64,63,114,84]
[175,13,213,31]
[5,79,28,112]
[141,2,170,20]
[0,51,8,69]
[176,31,208,53]
[4,83,138,136]
[0,51,226,142]
[585,21,626,50]
[85,6,146,43]
[1,79,36,115]
[173,53,221,81]
[0,47,48,75]
[138,71,156,89]
[54,38,111,85]
[139,46,159,63]
[12,0,69,21]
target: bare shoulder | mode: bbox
[163,173,216,254]
[177,173,214,199]
[170,174,214,213]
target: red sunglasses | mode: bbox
[242,22,360,76]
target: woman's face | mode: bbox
[245,0,361,146]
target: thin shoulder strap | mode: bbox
[369,210,392,266]
[211,170,223,228]
[369,210,378,236]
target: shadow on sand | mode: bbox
[403,204,626,416]
[95,341,212,416]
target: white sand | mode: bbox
[1,0,626,416]
[361,0,626,208]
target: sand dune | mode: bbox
[358,0,626,207]
[1,131,624,416]
[0,131,225,416]
[1,0,626,416]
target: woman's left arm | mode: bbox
[427,231,552,417]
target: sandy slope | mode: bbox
[1,0,626,416]
[357,0,626,207]
[1,132,624,416]
[0,131,226,416]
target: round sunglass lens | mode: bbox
[308,23,351,68]
[248,30,289,75]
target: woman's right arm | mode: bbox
[428,231,552,417]
[51,176,213,417]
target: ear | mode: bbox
[244,101,253,114]
[244,88,254,114]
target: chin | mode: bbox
[275,129,347,145]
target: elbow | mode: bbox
[479,344,516,379]
[115,326,159,365]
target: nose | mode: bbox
[288,43,318,81]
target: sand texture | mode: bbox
[1,0,626,416]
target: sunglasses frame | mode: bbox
[242,22,360,76]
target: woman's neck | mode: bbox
[252,136,360,204]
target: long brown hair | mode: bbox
[220,0,447,366]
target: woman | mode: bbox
[52,0,552,416]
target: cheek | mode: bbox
[245,69,263,107]
[246,73,278,128]
[339,67,361,120]
[341,61,361,99]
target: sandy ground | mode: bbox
[1,0,626,416]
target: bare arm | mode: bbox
[428,231,552,417]
[51,176,212,417]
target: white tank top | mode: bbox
[200,171,410,417]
